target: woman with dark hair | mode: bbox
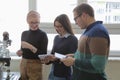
[47,14,78,80]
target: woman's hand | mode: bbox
[21,41,37,53]
[16,50,23,57]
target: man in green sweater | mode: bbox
[61,3,110,80]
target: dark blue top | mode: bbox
[51,34,78,78]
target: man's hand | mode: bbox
[60,57,75,66]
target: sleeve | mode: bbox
[20,31,24,50]
[46,36,57,65]
[74,37,109,73]
[50,35,58,54]
[69,36,78,53]
[36,32,48,54]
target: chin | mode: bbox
[80,27,84,29]
[31,27,38,30]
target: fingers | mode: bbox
[40,58,49,64]
[39,54,57,64]
[16,50,23,57]
[39,54,52,64]
[61,57,75,66]
[46,55,56,61]
[65,54,74,57]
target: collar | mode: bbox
[84,21,103,34]
[59,33,71,38]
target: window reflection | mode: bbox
[88,0,120,24]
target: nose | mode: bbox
[55,26,60,29]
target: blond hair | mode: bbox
[27,10,40,22]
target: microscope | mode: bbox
[0,31,11,79]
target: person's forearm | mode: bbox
[74,54,107,73]
[21,41,37,53]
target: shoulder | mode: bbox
[39,29,47,34]
[68,35,78,41]
[22,30,28,33]
[22,30,29,35]
[86,23,109,39]
[38,29,48,36]
[93,25,109,38]
[54,35,60,40]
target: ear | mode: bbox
[82,12,89,20]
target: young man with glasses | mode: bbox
[61,3,110,80]
[16,10,48,80]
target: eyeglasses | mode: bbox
[30,22,40,25]
[74,14,82,21]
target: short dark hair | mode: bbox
[73,3,94,17]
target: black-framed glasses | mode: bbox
[74,14,82,21]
